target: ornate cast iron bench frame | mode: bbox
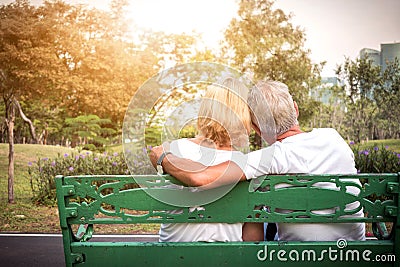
[56,173,399,266]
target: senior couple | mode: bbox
[149,78,365,243]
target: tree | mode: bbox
[0,0,58,203]
[45,0,159,123]
[64,114,116,150]
[223,0,322,125]
[0,0,204,148]
[336,56,381,142]
[374,58,400,139]
[308,77,351,139]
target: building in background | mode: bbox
[359,48,380,66]
[309,77,339,104]
[311,42,399,104]
[360,42,400,71]
[380,42,400,71]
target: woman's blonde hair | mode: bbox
[197,77,251,148]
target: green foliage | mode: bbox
[64,114,116,150]
[178,125,197,139]
[144,126,162,147]
[1,1,203,145]
[307,84,347,134]
[351,143,400,173]
[29,151,130,205]
[223,0,323,123]
[334,56,400,142]
[374,58,400,139]
[2,0,398,150]
[336,57,381,142]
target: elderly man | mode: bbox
[150,80,365,242]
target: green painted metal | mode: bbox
[55,173,400,267]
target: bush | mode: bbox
[350,143,400,173]
[29,151,132,205]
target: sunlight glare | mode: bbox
[126,0,238,48]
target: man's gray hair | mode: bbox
[248,81,298,140]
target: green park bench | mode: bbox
[55,173,399,266]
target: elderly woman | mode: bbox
[159,77,251,242]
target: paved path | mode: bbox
[0,233,159,267]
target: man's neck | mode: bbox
[276,125,303,142]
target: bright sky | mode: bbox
[2,0,400,76]
[273,0,400,76]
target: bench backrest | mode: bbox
[55,173,400,266]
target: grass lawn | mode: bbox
[0,143,158,234]
[356,139,400,152]
[0,144,76,201]
[0,144,76,233]
[0,140,399,234]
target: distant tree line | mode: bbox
[310,56,400,142]
[2,0,399,148]
[1,0,325,150]
[0,0,212,202]
[0,0,206,147]
[1,0,399,203]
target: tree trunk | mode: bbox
[14,99,37,143]
[7,103,15,204]
[43,122,48,145]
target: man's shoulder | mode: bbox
[310,128,339,134]
[309,128,344,140]
[308,128,352,155]
[282,128,340,143]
